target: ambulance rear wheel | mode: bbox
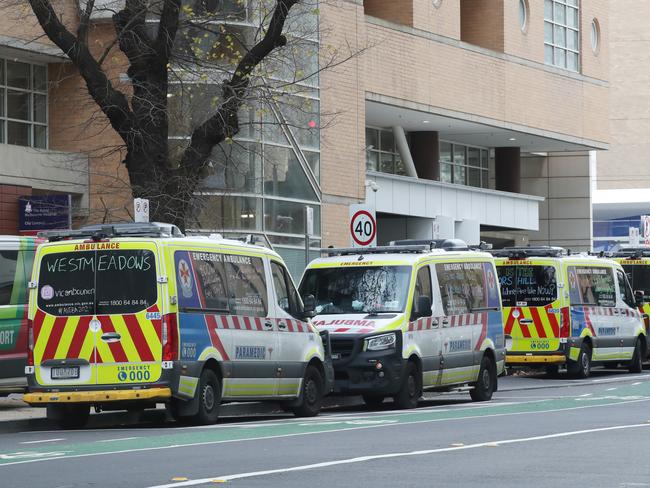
[291,365,324,417]
[629,339,644,374]
[194,369,221,425]
[470,355,495,402]
[47,404,90,430]
[362,395,385,409]
[393,361,421,409]
[568,343,592,379]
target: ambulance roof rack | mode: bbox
[490,245,567,259]
[608,247,650,258]
[389,239,470,251]
[40,222,184,241]
[325,239,470,256]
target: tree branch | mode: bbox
[180,0,299,173]
[156,0,181,63]
[28,0,136,144]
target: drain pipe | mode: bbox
[393,126,417,178]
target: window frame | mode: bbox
[0,58,48,149]
[439,140,489,188]
[544,0,580,72]
[366,126,405,175]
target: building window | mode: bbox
[439,141,488,189]
[591,18,600,54]
[366,127,405,176]
[0,59,47,149]
[519,0,528,33]
[544,0,580,72]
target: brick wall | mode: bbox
[47,22,133,224]
[0,185,31,235]
[460,0,504,51]
[363,0,413,26]
[412,0,461,39]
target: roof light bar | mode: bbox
[490,246,567,258]
[39,222,184,241]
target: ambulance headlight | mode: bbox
[365,333,396,351]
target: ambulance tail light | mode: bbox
[162,313,178,361]
[27,319,34,367]
[559,308,570,338]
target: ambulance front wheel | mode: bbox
[291,365,324,417]
[470,355,496,402]
[193,369,222,425]
[47,404,90,430]
[393,361,421,409]
[568,343,592,379]
[628,338,644,374]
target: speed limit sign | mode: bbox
[349,204,377,247]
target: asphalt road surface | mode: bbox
[2,368,650,488]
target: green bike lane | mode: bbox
[3,379,650,468]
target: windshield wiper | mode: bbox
[364,310,401,316]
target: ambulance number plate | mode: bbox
[51,366,80,380]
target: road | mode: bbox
[2,369,650,488]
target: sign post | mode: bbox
[304,205,314,266]
[349,204,377,248]
[134,198,150,223]
[641,215,650,245]
[630,226,640,247]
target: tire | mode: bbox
[470,355,496,402]
[291,365,324,417]
[393,361,421,409]
[629,339,644,374]
[192,369,221,425]
[568,343,592,379]
[362,395,385,409]
[545,364,560,377]
[47,404,90,430]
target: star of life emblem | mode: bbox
[178,259,193,298]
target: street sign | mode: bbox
[19,195,71,234]
[134,198,149,223]
[630,226,640,246]
[305,205,314,237]
[642,215,650,245]
[349,204,377,247]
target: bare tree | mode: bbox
[26,0,319,229]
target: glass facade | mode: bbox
[365,127,406,175]
[0,59,48,149]
[439,141,489,188]
[593,216,642,252]
[171,0,321,278]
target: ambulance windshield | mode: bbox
[497,265,558,307]
[37,249,157,316]
[300,265,411,315]
[622,265,650,299]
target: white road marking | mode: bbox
[1,397,649,468]
[96,437,140,443]
[146,422,650,488]
[19,439,65,445]
[632,382,642,386]
[606,388,617,391]
[579,394,592,397]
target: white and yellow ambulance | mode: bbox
[610,247,650,338]
[299,240,505,409]
[493,246,646,377]
[23,223,332,428]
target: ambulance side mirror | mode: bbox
[411,296,432,320]
[634,290,645,307]
[300,294,317,320]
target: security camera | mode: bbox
[365,180,379,193]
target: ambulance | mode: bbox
[298,240,505,409]
[23,223,332,428]
[609,247,650,336]
[492,246,647,378]
[0,236,40,394]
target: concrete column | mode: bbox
[392,126,417,178]
[495,147,521,193]
[520,152,593,252]
[409,131,440,181]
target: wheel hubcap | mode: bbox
[407,374,416,397]
[582,354,589,373]
[305,379,318,404]
[482,369,490,390]
[203,385,215,411]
